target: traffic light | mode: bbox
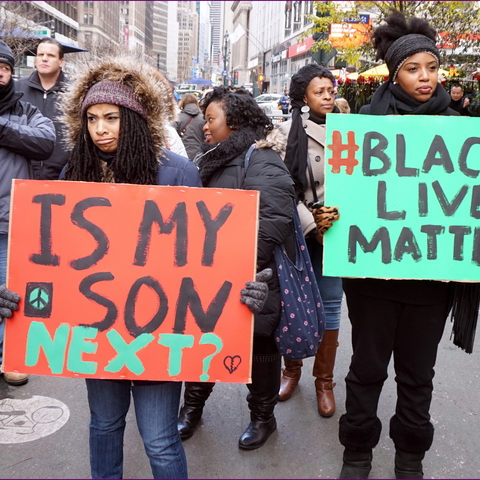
[258,74,264,82]
[50,22,55,38]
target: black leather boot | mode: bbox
[177,382,214,440]
[339,449,372,479]
[394,449,425,479]
[238,352,281,450]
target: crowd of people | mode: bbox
[0,8,479,480]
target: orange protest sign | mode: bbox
[4,180,259,383]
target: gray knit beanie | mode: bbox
[385,33,440,81]
[81,80,147,118]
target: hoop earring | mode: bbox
[301,105,310,121]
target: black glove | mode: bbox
[0,284,20,324]
[240,268,272,314]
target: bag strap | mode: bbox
[180,116,195,137]
[243,143,257,171]
[306,154,319,205]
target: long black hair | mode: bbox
[64,106,158,185]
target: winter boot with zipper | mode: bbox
[313,329,339,417]
[238,352,281,450]
[278,357,303,401]
[177,381,214,440]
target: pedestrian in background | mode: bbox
[178,86,295,451]
[449,83,471,116]
[171,93,205,160]
[339,11,467,480]
[59,55,202,479]
[278,89,290,114]
[278,64,343,418]
[0,40,55,387]
[16,38,70,180]
[335,97,351,114]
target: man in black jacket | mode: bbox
[0,40,55,386]
[16,38,70,180]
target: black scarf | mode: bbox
[0,79,20,115]
[284,99,339,202]
[368,80,452,116]
[197,126,264,185]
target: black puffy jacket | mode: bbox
[204,129,295,336]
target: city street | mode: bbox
[1,300,479,479]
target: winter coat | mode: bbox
[16,70,70,180]
[58,56,200,189]
[171,103,205,160]
[203,129,296,336]
[60,148,202,188]
[0,92,56,234]
[60,56,178,159]
[278,119,326,237]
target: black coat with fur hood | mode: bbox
[201,128,295,336]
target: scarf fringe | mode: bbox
[449,283,480,354]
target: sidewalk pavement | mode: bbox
[0,300,479,479]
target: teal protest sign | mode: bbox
[323,114,480,282]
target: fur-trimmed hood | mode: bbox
[59,55,177,155]
[256,126,287,155]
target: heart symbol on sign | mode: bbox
[223,355,242,374]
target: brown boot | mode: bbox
[278,358,303,401]
[313,329,339,417]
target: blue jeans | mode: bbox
[86,379,187,479]
[0,233,8,363]
[307,236,343,330]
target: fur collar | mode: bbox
[256,126,286,155]
[59,55,177,156]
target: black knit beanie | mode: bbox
[385,33,440,81]
[0,40,15,73]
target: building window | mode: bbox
[285,1,292,37]
[304,1,313,25]
[83,13,88,24]
[89,14,93,25]
[293,1,302,31]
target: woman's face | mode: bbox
[203,101,233,145]
[395,52,439,103]
[86,103,120,154]
[303,76,335,118]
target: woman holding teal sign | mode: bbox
[338,11,474,480]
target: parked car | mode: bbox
[254,93,282,114]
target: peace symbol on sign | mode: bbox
[28,287,50,310]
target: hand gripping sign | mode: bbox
[323,114,480,282]
[4,181,259,383]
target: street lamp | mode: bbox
[223,31,230,86]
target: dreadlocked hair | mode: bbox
[64,106,159,185]
[200,86,273,139]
